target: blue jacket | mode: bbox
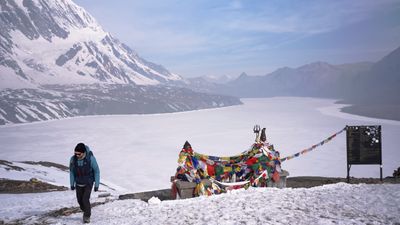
[69,145,100,188]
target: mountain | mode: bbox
[339,46,400,120]
[221,47,399,102]
[202,74,236,84]
[0,84,240,125]
[211,46,399,120]
[0,0,242,125]
[0,0,183,88]
[184,77,219,93]
[221,62,373,98]
[181,74,237,95]
[359,46,400,104]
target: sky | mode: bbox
[74,0,400,78]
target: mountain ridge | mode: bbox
[0,0,242,125]
[183,46,399,120]
[0,0,182,89]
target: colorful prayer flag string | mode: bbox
[280,127,346,162]
[174,142,281,196]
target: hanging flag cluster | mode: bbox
[173,140,282,196]
[280,127,346,162]
[172,126,347,197]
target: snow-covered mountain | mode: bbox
[0,84,241,125]
[0,0,182,89]
[0,0,242,125]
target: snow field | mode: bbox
[50,183,400,225]
[1,98,399,193]
[1,97,400,224]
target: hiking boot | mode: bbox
[83,216,90,223]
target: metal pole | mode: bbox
[346,126,350,183]
[347,164,350,183]
[379,126,383,182]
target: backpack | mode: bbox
[73,151,94,185]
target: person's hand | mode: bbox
[71,186,75,191]
[94,186,99,192]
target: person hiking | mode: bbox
[69,143,100,223]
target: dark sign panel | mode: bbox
[346,126,382,165]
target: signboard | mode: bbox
[346,125,382,181]
[346,126,382,164]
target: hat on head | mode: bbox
[75,143,86,153]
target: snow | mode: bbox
[1,98,399,192]
[0,160,121,222]
[1,97,400,224]
[1,175,399,225]
[42,102,64,118]
[147,196,162,205]
[9,26,167,86]
[0,162,67,185]
[16,184,400,224]
[0,66,36,89]
[13,0,29,15]
[0,191,78,222]
[5,0,182,88]
[3,0,182,90]
[9,30,99,86]
[17,104,47,120]
[47,0,101,30]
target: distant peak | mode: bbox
[378,45,400,63]
[275,66,292,72]
[298,61,334,71]
[308,61,331,67]
[239,72,248,78]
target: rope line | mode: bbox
[280,127,346,162]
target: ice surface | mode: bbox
[0,97,399,193]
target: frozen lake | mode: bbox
[0,97,399,193]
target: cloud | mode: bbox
[76,0,400,77]
[97,0,398,53]
[221,0,400,35]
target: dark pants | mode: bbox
[76,184,93,218]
